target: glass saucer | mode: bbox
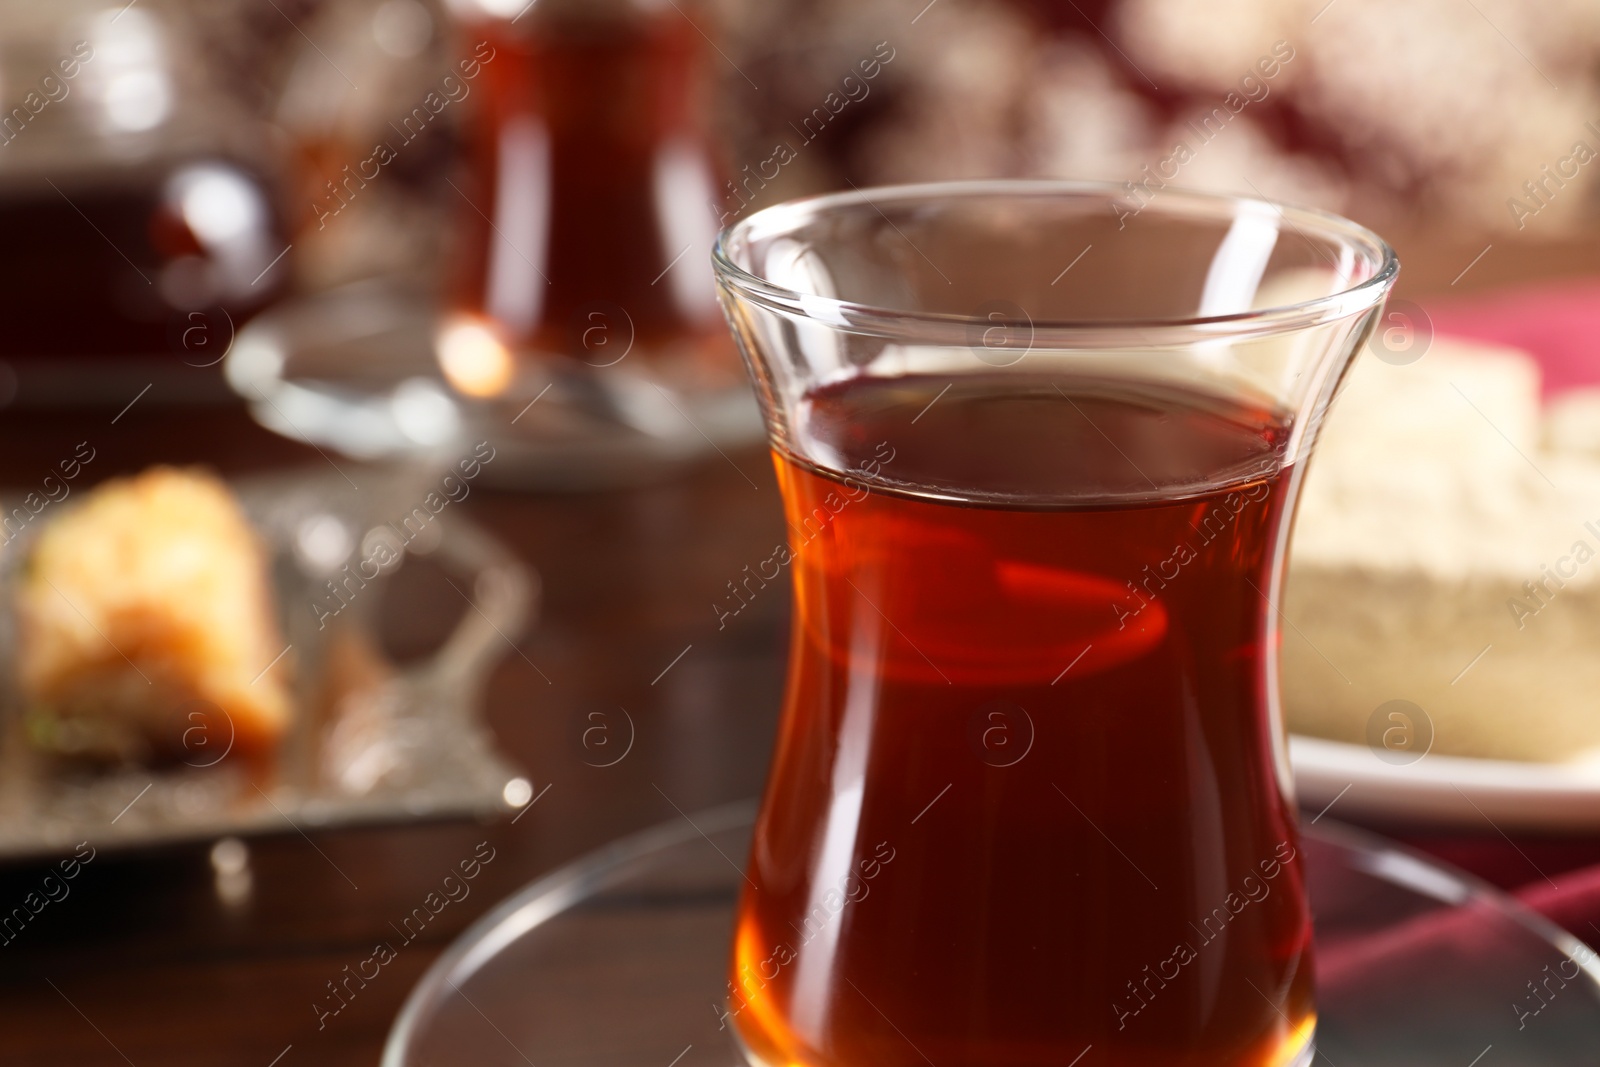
[224,280,764,490]
[384,804,1600,1067]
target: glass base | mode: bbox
[384,804,1600,1067]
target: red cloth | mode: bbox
[1427,278,1600,397]
[1518,867,1600,944]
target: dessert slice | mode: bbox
[1284,337,1600,762]
[17,467,292,765]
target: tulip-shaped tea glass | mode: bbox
[712,182,1398,1067]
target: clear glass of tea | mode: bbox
[711,181,1398,1067]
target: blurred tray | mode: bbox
[0,465,536,861]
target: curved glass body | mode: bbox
[712,182,1397,1067]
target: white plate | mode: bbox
[1291,734,1600,831]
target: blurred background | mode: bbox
[2,0,1599,1063]
[4,0,1597,409]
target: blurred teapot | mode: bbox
[0,0,288,387]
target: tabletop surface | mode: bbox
[0,404,790,1067]
[2,232,1598,1067]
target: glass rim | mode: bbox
[712,179,1400,346]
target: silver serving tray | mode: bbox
[0,465,535,860]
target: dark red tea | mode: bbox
[729,373,1314,1067]
[450,6,733,372]
[0,178,282,358]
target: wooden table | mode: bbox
[0,405,790,1066]
[1,229,1596,1066]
